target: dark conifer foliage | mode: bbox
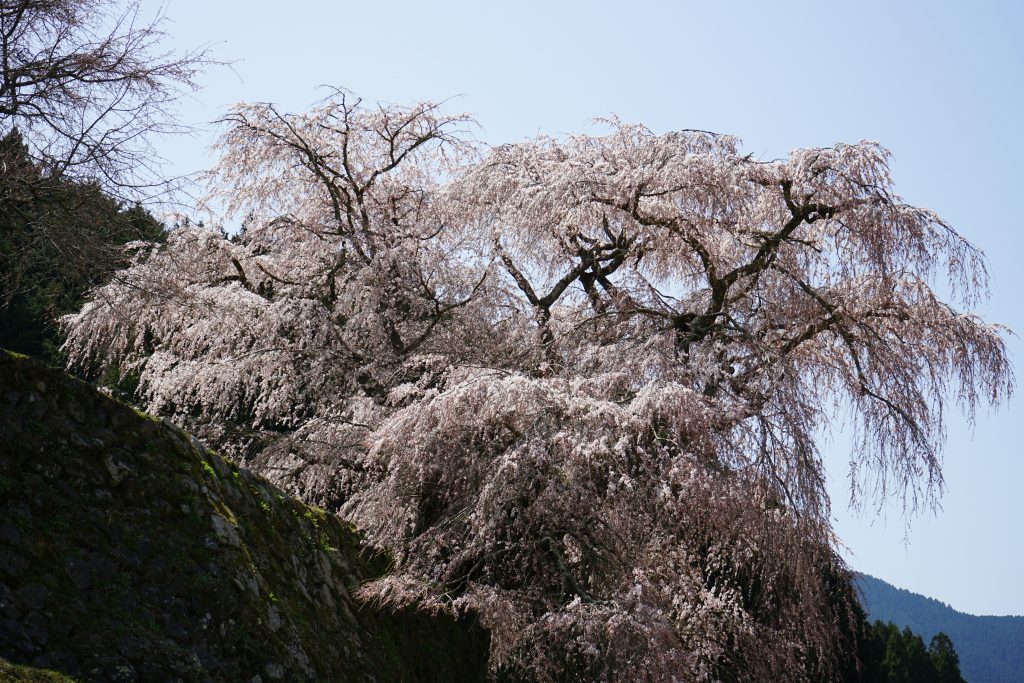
[854,621,967,683]
[857,572,1024,683]
[0,129,164,362]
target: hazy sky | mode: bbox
[145,0,1023,615]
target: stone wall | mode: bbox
[0,351,489,682]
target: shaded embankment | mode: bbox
[0,351,489,682]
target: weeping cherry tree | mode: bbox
[63,91,1012,682]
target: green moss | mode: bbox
[132,406,159,422]
[303,508,320,526]
[215,502,239,528]
[0,657,77,681]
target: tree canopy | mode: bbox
[63,91,1014,681]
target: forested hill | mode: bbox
[857,573,1024,683]
[0,351,489,681]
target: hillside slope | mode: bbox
[857,573,1024,683]
[0,351,489,682]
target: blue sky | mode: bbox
[147,0,1023,615]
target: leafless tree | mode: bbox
[0,0,215,327]
[0,0,210,197]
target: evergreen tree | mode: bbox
[853,620,968,683]
[928,633,966,683]
[901,627,933,682]
[882,627,911,683]
[0,130,164,363]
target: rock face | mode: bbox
[0,351,490,682]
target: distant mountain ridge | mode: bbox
[856,573,1024,683]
